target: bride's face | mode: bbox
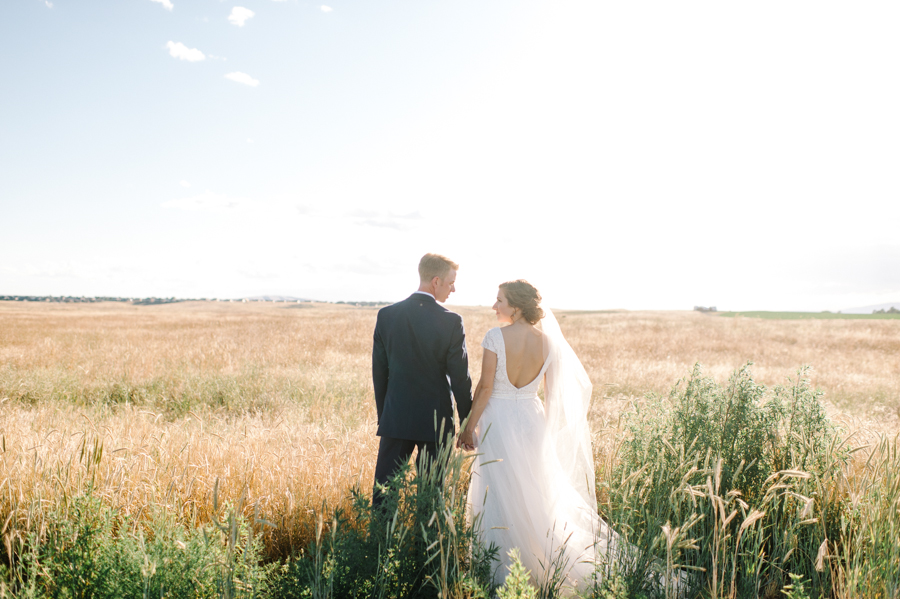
[493,288,515,324]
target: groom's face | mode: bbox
[434,269,457,303]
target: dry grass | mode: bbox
[1,300,898,561]
[558,310,900,427]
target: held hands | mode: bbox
[456,428,476,452]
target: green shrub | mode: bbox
[781,573,811,599]
[2,494,273,599]
[270,431,497,599]
[836,434,900,599]
[607,364,846,598]
[496,549,537,599]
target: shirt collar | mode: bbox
[413,291,435,300]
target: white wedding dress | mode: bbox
[467,310,617,593]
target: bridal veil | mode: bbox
[541,308,599,525]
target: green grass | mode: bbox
[607,364,846,598]
[716,311,900,320]
[4,365,900,598]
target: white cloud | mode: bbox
[150,0,174,11]
[349,210,423,231]
[162,190,243,212]
[15,262,79,279]
[335,257,393,276]
[166,41,205,62]
[44,1,53,8]
[228,7,255,27]
[225,72,260,87]
[179,180,191,188]
[237,267,279,280]
[320,5,333,12]
[246,138,254,144]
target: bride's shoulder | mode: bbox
[482,327,502,340]
[481,327,502,350]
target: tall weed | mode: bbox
[836,433,900,598]
[272,429,497,598]
[607,364,846,597]
[1,493,272,599]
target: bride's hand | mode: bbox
[456,428,476,451]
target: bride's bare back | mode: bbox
[500,324,546,389]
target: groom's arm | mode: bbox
[372,315,389,424]
[446,315,473,423]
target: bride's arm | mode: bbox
[457,349,497,450]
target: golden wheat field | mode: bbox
[1,300,899,559]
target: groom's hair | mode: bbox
[419,253,458,283]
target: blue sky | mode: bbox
[2,0,899,310]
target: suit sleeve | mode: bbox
[372,313,389,423]
[446,314,473,423]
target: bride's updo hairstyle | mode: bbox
[500,280,544,324]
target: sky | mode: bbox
[2,0,899,311]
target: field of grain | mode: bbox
[1,300,899,595]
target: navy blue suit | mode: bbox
[371,292,473,505]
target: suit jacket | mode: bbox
[372,293,473,442]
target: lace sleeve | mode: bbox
[481,327,499,354]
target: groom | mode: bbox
[371,253,473,509]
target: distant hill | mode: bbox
[242,296,312,302]
[841,301,900,314]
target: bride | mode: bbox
[456,280,616,592]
